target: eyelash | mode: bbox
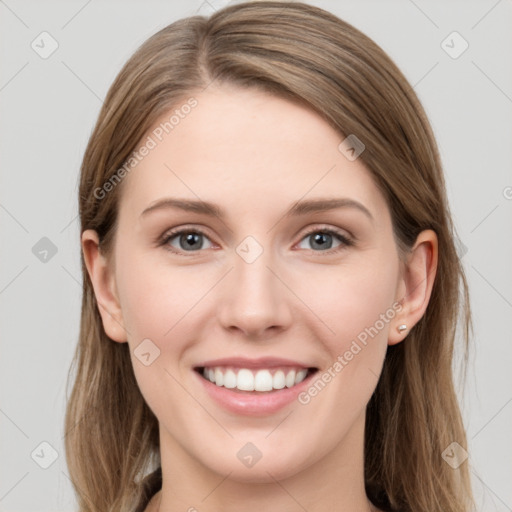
[157,225,354,256]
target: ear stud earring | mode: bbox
[397,324,407,333]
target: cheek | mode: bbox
[323,261,398,393]
[299,258,399,351]
[115,252,206,412]
[116,249,206,343]
[293,256,398,411]
[293,265,397,433]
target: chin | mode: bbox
[199,448,312,483]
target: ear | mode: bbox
[389,229,438,346]
[81,229,127,343]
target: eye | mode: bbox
[158,225,353,256]
[160,228,214,253]
[296,227,353,252]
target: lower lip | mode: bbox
[194,369,316,416]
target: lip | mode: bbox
[193,359,318,416]
[195,356,312,370]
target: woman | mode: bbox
[64,2,474,511]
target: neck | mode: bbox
[152,412,379,512]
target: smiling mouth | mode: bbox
[194,366,318,393]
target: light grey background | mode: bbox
[1,1,511,511]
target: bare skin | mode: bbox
[82,84,437,512]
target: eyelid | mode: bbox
[157,223,354,256]
[298,224,353,241]
[157,225,215,256]
[294,224,354,253]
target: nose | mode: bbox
[217,244,293,340]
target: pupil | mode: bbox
[181,233,201,250]
[312,232,331,250]
[177,232,333,251]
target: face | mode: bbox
[94,84,407,482]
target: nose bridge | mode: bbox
[217,234,291,336]
[234,241,275,299]
[232,234,280,310]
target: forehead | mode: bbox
[117,85,388,225]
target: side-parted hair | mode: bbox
[65,2,473,511]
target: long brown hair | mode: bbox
[65,2,474,511]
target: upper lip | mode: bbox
[194,357,316,370]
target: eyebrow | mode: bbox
[140,197,373,221]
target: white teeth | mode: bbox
[214,368,224,387]
[223,369,237,389]
[201,366,310,391]
[285,370,296,388]
[254,369,273,391]
[237,369,254,391]
[273,370,286,389]
[295,369,308,385]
